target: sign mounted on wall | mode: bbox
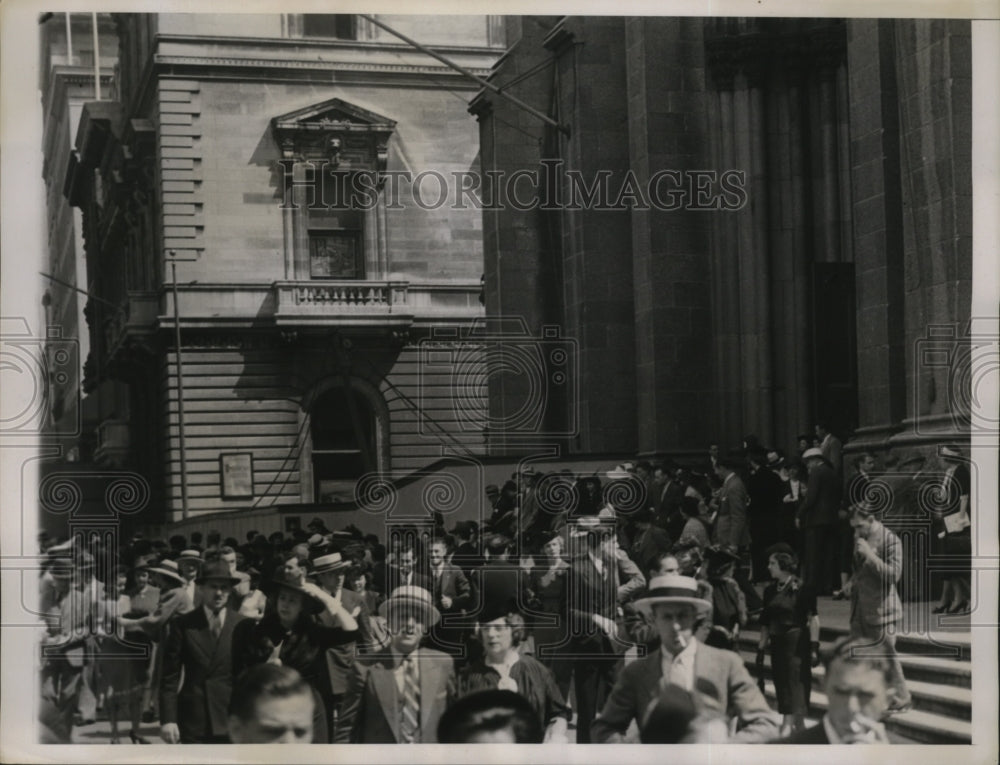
[220,452,254,499]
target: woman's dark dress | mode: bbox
[760,578,816,715]
[453,653,571,734]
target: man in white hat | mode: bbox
[339,585,455,743]
[591,574,780,743]
[313,551,372,742]
[176,549,203,607]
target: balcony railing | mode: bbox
[154,280,483,329]
[280,280,408,310]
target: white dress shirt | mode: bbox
[660,639,698,691]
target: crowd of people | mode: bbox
[37,425,972,746]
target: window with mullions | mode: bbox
[302,14,357,40]
[309,230,362,279]
[311,388,375,504]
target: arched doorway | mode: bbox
[309,385,379,504]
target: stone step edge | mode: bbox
[737,633,972,673]
[738,649,972,706]
[764,687,972,743]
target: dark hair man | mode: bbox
[227,664,315,744]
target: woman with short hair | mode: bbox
[757,545,820,735]
[452,604,571,743]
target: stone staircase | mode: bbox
[736,613,973,744]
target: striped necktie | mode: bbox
[400,655,420,743]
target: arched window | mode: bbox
[310,387,376,503]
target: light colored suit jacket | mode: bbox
[715,473,751,548]
[341,648,455,743]
[850,519,903,628]
[590,641,780,743]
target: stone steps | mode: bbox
[735,625,972,745]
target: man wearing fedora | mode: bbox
[159,560,248,743]
[313,551,372,741]
[591,574,780,743]
[799,448,842,595]
[340,585,455,743]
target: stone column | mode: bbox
[625,16,712,454]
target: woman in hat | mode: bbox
[98,566,152,743]
[703,547,747,651]
[931,446,972,614]
[757,545,820,735]
[452,602,571,743]
[232,571,359,742]
[526,530,572,698]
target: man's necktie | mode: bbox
[400,655,420,743]
[210,610,222,640]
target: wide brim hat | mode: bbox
[705,546,740,566]
[802,447,824,461]
[195,560,241,585]
[476,598,518,627]
[145,558,186,586]
[606,466,632,481]
[765,542,797,559]
[268,572,325,613]
[633,574,713,617]
[312,551,351,575]
[378,585,440,626]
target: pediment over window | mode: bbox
[272,98,396,172]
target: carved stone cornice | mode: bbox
[272,97,396,173]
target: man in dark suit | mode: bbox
[591,574,779,743]
[426,536,473,656]
[340,586,455,743]
[566,517,630,743]
[313,552,372,742]
[778,636,894,744]
[159,560,247,743]
[385,545,431,594]
[654,463,686,534]
[799,448,843,594]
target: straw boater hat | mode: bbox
[177,549,203,566]
[633,574,713,617]
[801,448,824,461]
[605,466,632,481]
[378,585,440,627]
[312,552,351,575]
[144,558,186,586]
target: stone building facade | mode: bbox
[59,14,503,524]
[473,16,973,467]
